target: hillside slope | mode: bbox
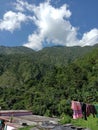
[0,45,98,116]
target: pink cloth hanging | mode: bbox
[71,100,83,119]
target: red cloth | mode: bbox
[71,101,83,119]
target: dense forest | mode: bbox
[0,45,98,117]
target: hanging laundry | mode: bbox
[71,100,83,119]
[81,103,87,120]
[86,104,97,117]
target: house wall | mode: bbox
[5,125,15,130]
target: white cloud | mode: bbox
[14,0,34,12]
[23,1,98,50]
[24,33,43,50]
[23,1,79,50]
[1,0,98,50]
[79,28,98,46]
[0,11,28,32]
[14,0,25,12]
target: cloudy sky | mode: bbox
[0,0,98,50]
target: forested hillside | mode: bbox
[0,45,98,117]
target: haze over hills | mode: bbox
[0,44,98,58]
[0,44,98,65]
[0,46,35,54]
[0,44,98,55]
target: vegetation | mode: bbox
[60,115,98,130]
[0,45,98,119]
[19,125,33,130]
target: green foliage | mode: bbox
[71,115,98,130]
[0,46,98,118]
[59,113,71,124]
[19,125,34,130]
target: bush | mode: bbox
[59,113,71,124]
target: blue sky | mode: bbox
[0,0,98,50]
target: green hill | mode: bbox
[0,46,35,54]
[0,45,98,117]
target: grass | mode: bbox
[59,114,98,130]
[19,125,34,130]
[71,115,98,130]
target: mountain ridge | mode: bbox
[0,43,98,55]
